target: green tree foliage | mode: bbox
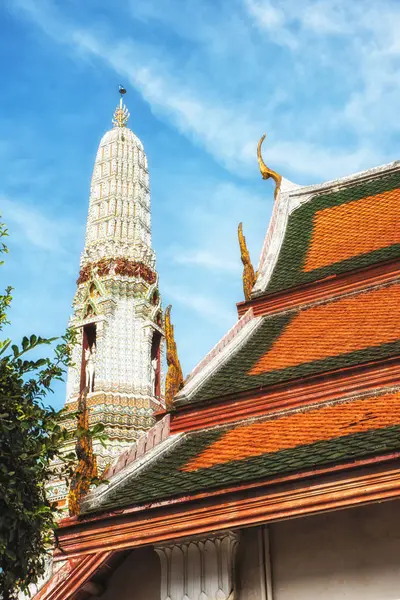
[0,220,77,599]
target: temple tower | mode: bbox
[65,94,164,471]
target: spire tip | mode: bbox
[113,86,129,127]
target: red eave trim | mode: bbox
[33,552,112,600]
[58,451,400,532]
[237,259,400,318]
[170,357,400,433]
[54,459,400,559]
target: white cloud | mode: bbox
[163,284,236,326]
[0,195,81,257]
[161,179,269,285]
[243,0,400,145]
[67,29,272,175]
[244,0,297,48]
[266,140,382,182]
[3,0,399,402]
[10,0,398,183]
[172,249,240,274]
[0,194,81,380]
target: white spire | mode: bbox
[82,96,155,270]
[50,92,164,510]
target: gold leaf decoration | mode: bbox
[257,134,282,200]
[238,222,256,301]
[165,305,184,410]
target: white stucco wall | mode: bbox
[237,527,265,600]
[98,500,400,600]
[269,499,400,600]
[99,547,160,600]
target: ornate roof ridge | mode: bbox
[82,417,184,514]
[103,414,171,480]
[184,308,255,386]
[289,159,400,199]
[253,160,400,297]
[175,309,262,406]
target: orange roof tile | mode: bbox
[304,188,400,272]
[182,391,400,471]
[249,284,400,375]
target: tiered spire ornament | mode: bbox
[65,85,158,471]
[68,388,98,517]
[257,134,282,200]
[165,305,184,410]
[238,222,257,301]
[48,87,162,510]
[112,86,130,128]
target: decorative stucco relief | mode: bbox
[155,531,239,600]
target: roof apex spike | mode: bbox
[113,86,130,127]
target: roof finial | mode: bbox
[165,305,184,410]
[238,222,257,301]
[257,134,282,200]
[112,85,130,128]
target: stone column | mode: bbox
[155,531,239,600]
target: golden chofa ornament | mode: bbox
[238,222,257,302]
[165,305,184,410]
[257,134,282,201]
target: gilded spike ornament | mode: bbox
[68,388,98,517]
[165,305,184,410]
[112,96,130,128]
[238,222,257,301]
[257,134,282,200]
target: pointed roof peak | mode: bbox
[112,85,130,128]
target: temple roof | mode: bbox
[175,280,400,405]
[171,160,400,407]
[73,155,400,521]
[253,161,400,296]
[82,388,400,514]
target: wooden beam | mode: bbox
[170,357,400,432]
[33,553,112,600]
[54,463,400,560]
[237,260,400,318]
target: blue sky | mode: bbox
[1,0,399,409]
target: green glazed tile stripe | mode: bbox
[266,172,400,294]
[85,424,400,513]
[194,313,400,403]
[83,427,225,513]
